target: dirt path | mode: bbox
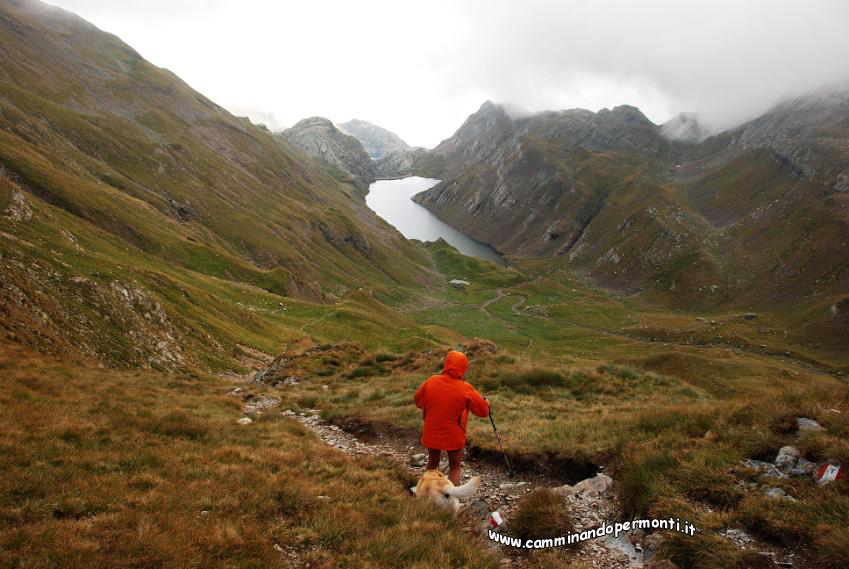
[299,310,336,333]
[509,295,527,316]
[479,288,508,313]
[480,289,535,351]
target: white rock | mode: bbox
[795,417,825,432]
[774,446,800,472]
[742,459,787,479]
[236,417,253,425]
[409,452,427,467]
[602,533,641,563]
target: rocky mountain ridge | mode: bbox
[280,117,377,193]
[337,118,410,160]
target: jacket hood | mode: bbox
[442,350,468,379]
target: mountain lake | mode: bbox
[366,176,506,266]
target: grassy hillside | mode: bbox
[0,341,496,569]
[0,0,438,370]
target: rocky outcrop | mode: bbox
[338,119,410,159]
[727,90,849,180]
[831,298,849,324]
[373,147,435,179]
[281,117,377,193]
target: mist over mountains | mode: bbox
[44,0,849,148]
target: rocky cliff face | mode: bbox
[412,95,849,322]
[338,119,410,160]
[412,102,671,256]
[373,147,435,179]
[280,117,377,193]
[431,101,517,171]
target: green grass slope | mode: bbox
[0,0,439,368]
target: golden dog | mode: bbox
[412,469,481,514]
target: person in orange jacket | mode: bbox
[413,350,489,485]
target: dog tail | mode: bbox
[447,475,480,498]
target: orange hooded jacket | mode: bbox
[413,351,490,451]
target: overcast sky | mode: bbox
[50,0,849,148]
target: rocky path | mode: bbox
[273,406,640,568]
[230,390,811,568]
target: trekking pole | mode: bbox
[488,405,514,476]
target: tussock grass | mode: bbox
[506,488,576,546]
[482,368,565,394]
[814,526,849,568]
[374,353,400,363]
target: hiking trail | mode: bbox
[260,403,640,568]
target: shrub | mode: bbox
[564,371,598,400]
[598,364,640,381]
[345,364,388,379]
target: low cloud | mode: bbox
[50,0,849,145]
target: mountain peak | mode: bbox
[282,117,376,192]
[476,100,509,117]
[661,112,710,142]
[337,119,410,159]
[600,104,654,126]
[291,116,337,130]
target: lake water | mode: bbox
[366,177,506,266]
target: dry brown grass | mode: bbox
[0,342,497,568]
